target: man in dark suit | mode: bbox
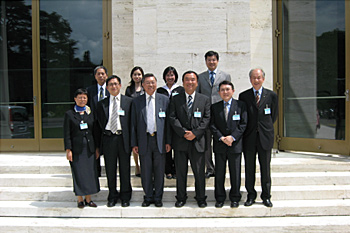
[87,66,110,176]
[131,73,171,208]
[197,51,231,178]
[95,75,132,208]
[210,81,247,208]
[238,68,278,208]
[169,71,210,208]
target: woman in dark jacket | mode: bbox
[64,88,100,208]
[157,66,184,179]
[125,66,144,177]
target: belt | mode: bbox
[104,130,122,136]
[147,132,156,137]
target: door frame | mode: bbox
[273,0,350,155]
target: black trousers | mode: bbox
[103,134,132,202]
[139,134,165,202]
[214,152,242,202]
[174,144,206,202]
[204,129,215,173]
[165,149,176,175]
[243,134,272,200]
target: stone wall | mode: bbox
[112,0,273,98]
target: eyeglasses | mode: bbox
[108,82,120,86]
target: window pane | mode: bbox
[0,0,34,139]
[40,0,102,138]
[282,0,345,140]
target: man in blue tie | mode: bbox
[131,73,171,207]
[210,80,247,208]
[197,51,231,179]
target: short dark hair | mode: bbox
[94,66,108,76]
[219,80,234,90]
[142,73,157,83]
[182,70,198,82]
[74,88,88,98]
[204,50,219,61]
[163,66,178,83]
[106,75,121,85]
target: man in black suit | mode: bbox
[131,73,171,208]
[169,71,210,208]
[210,81,247,208]
[238,68,278,207]
[95,75,132,208]
[197,51,231,178]
[87,66,110,176]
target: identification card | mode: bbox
[172,92,179,97]
[232,114,240,121]
[264,107,271,115]
[159,111,166,118]
[118,109,125,116]
[194,111,201,118]
[80,122,88,130]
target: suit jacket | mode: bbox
[86,84,110,113]
[169,92,210,153]
[63,109,96,155]
[239,87,278,150]
[210,98,247,154]
[95,95,132,155]
[197,70,231,104]
[131,93,170,155]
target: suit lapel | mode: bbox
[180,93,189,115]
[213,70,222,86]
[141,95,147,124]
[259,88,267,109]
[204,71,211,86]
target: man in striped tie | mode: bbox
[169,71,211,208]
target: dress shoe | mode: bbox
[154,200,163,207]
[107,200,117,207]
[205,172,215,179]
[230,201,239,208]
[215,201,224,208]
[84,200,97,207]
[175,200,186,208]
[244,199,255,206]
[172,174,176,179]
[263,199,273,207]
[142,200,151,207]
[135,173,141,177]
[166,174,173,179]
[197,200,207,208]
[121,200,130,207]
[77,201,84,209]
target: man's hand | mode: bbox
[165,144,171,153]
[222,136,234,147]
[66,149,73,162]
[95,148,100,160]
[132,146,139,154]
[184,131,196,141]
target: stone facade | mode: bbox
[112,0,273,98]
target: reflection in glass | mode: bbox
[282,0,345,140]
[40,0,102,138]
[0,0,34,139]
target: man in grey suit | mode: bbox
[95,75,132,208]
[197,50,231,178]
[131,73,171,208]
[169,71,211,208]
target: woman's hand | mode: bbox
[66,149,73,162]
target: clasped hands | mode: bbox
[221,136,234,147]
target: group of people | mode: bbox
[63,50,278,209]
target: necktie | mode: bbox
[110,96,119,133]
[99,87,104,101]
[210,71,215,86]
[187,95,193,109]
[255,91,260,107]
[147,96,155,134]
[224,102,228,121]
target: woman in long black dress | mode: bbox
[64,88,100,208]
[157,66,184,179]
[125,66,144,177]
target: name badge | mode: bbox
[80,122,88,130]
[194,109,201,118]
[264,105,271,115]
[159,111,166,118]
[232,112,240,121]
[172,92,179,97]
[118,109,125,116]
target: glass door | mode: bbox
[276,0,350,155]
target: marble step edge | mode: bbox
[0,186,349,202]
[0,199,350,219]
[0,216,349,233]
